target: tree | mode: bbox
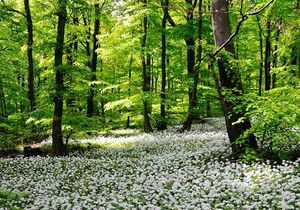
[24,0,35,111]
[179,0,198,132]
[163,0,200,132]
[256,15,264,96]
[264,19,271,91]
[156,0,168,131]
[141,0,153,133]
[210,0,260,154]
[52,0,67,156]
[87,3,101,117]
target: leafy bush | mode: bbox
[241,87,300,160]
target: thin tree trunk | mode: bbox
[147,54,152,115]
[155,75,158,93]
[272,19,281,89]
[18,75,25,113]
[296,0,300,10]
[0,79,5,117]
[66,17,79,110]
[256,16,264,96]
[180,0,199,132]
[265,19,271,91]
[151,57,154,92]
[52,0,67,156]
[24,0,35,111]
[83,16,92,68]
[142,0,153,133]
[157,0,168,130]
[126,56,133,128]
[211,0,258,155]
[206,92,211,117]
[73,17,79,51]
[66,39,73,65]
[87,3,100,117]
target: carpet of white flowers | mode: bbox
[0,119,299,210]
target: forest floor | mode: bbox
[0,118,299,209]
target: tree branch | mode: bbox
[192,0,198,9]
[166,13,176,27]
[211,0,274,57]
[100,0,107,12]
[1,0,26,17]
[247,0,274,16]
[0,46,9,51]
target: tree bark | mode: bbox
[211,0,258,154]
[180,0,199,132]
[157,0,168,131]
[24,0,35,111]
[142,0,153,133]
[65,17,79,109]
[0,79,5,117]
[126,56,133,129]
[52,0,67,156]
[87,3,100,117]
[83,16,92,68]
[272,19,281,89]
[265,19,271,91]
[256,16,264,96]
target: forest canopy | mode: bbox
[0,0,299,158]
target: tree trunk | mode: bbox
[0,79,5,117]
[18,75,25,113]
[52,0,67,156]
[87,4,100,117]
[126,56,133,129]
[211,0,258,154]
[83,16,92,68]
[180,0,199,132]
[65,17,79,110]
[265,19,271,91]
[142,0,153,133]
[256,16,264,96]
[157,0,168,131]
[24,0,35,111]
[272,19,281,89]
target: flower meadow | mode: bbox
[0,119,299,209]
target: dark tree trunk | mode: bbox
[147,54,153,115]
[272,19,281,89]
[265,20,271,91]
[211,0,258,154]
[142,0,153,133]
[83,16,92,68]
[18,75,25,113]
[65,17,79,109]
[73,17,79,51]
[256,16,264,96]
[291,46,298,65]
[52,0,67,156]
[180,0,199,132]
[126,56,133,129]
[65,35,74,108]
[296,0,300,10]
[24,0,35,111]
[157,0,169,131]
[87,4,100,117]
[0,79,5,117]
[66,40,73,65]
[151,56,154,92]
